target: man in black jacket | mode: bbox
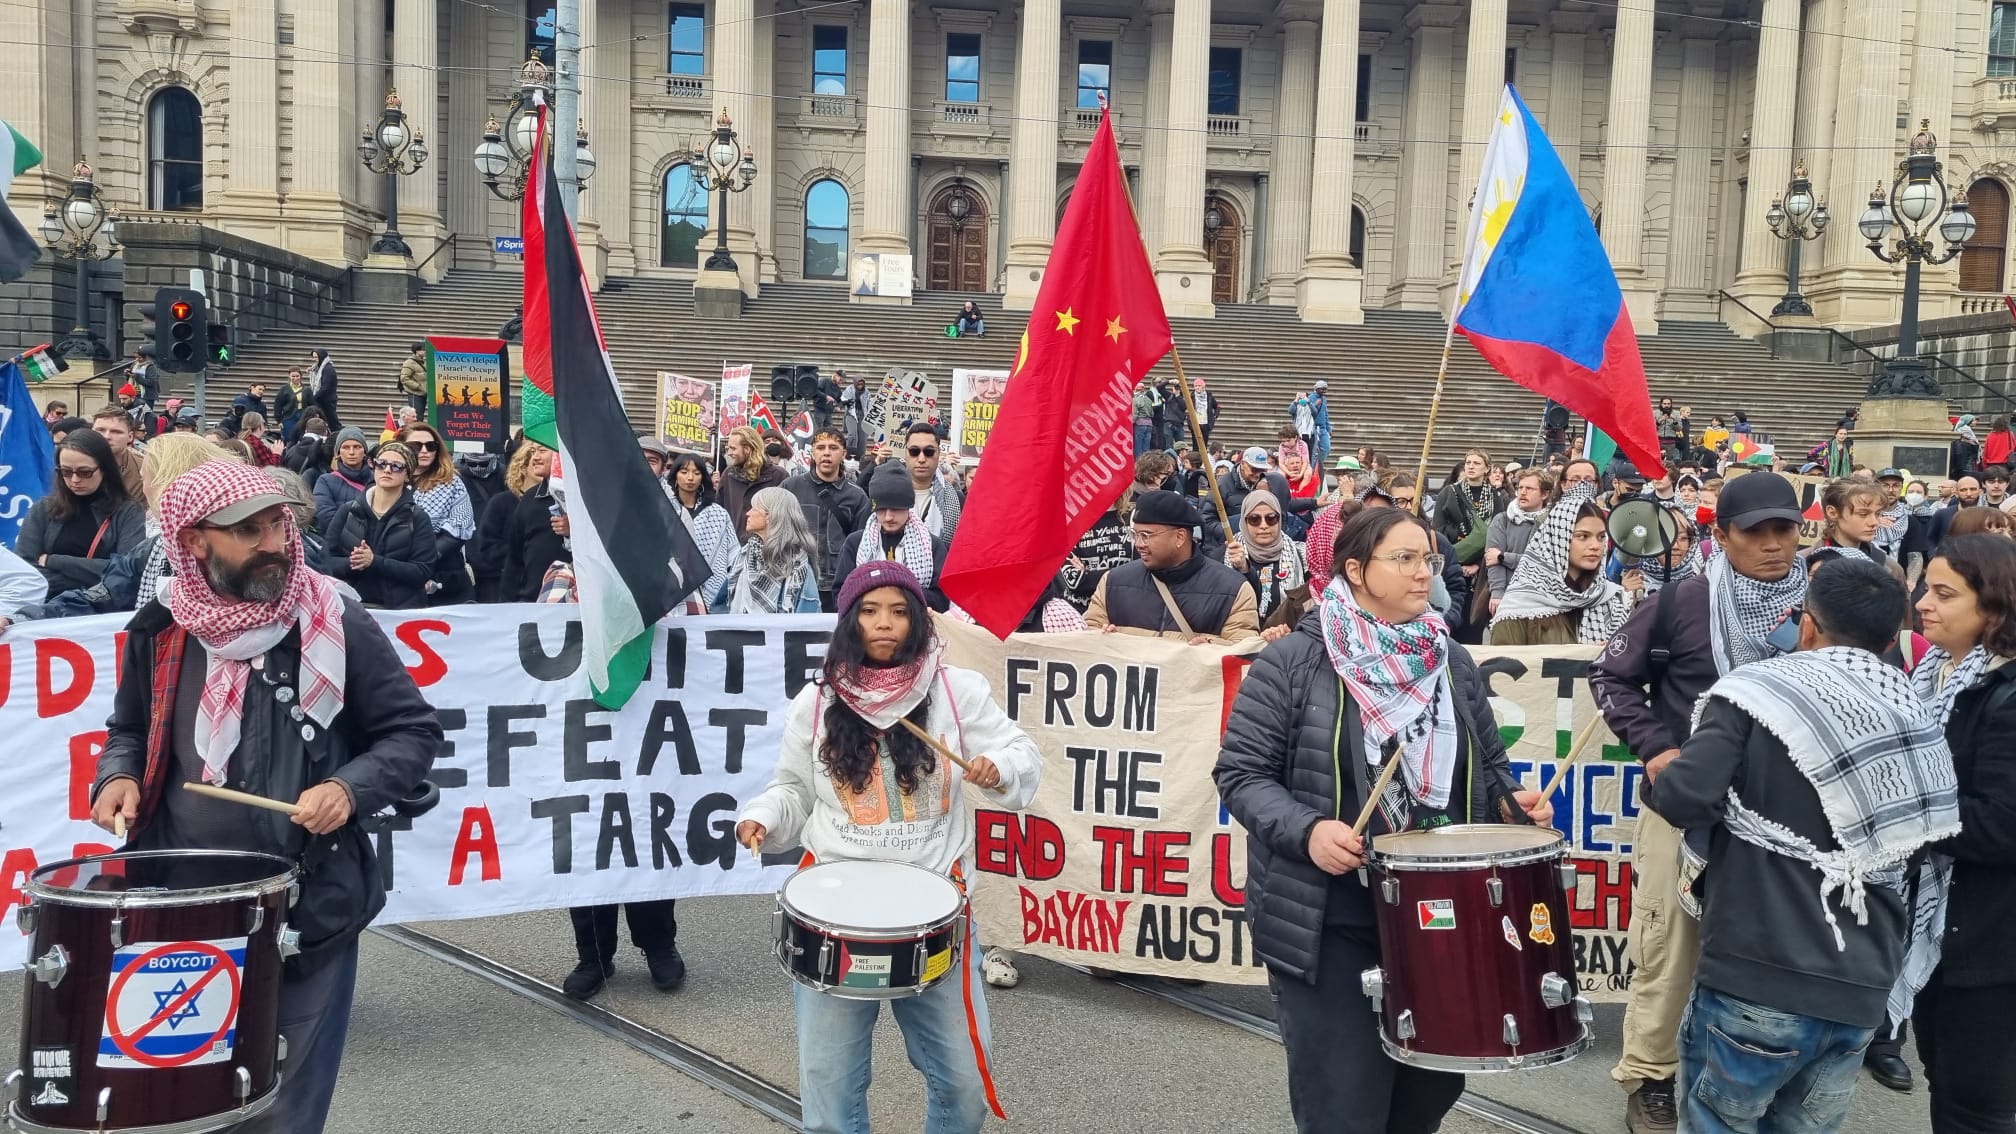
[1648,558,1956,1134]
[1085,490,1258,642]
[1590,471,1806,1134]
[783,429,871,611]
[842,463,950,610]
[90,460,439,1134]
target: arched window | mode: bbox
[148,88,204,211]
[661,164,709,267]
[804,179,850,279]
[1350,206,1367,268]
[1961,179,2010,294]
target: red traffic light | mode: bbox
[169,301,192,320]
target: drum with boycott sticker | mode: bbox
[773,861,966,1000]
[6,850,296,1134]
[1359,825,1592,1072]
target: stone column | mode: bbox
[1457,0,1507,193]
[445,0,488,267]
[712,0,759,295]
[1818,0,1904,325]
[227,0,282,211]
[1154,0,1214,317]
[1544,11,1589,186]
[2,2,75,205]
[1002,0,1062,310]
[1731,0,1801,308]
[390,0,441,271]
[583,0,637,277]
[1660,37,1717,319]
[292,0,359,263]
[1909,0,1957,309]
[1297,0,1364,322]
[1386,6,1458,307]
[859,0,912,264]
[1265,10,1318,302]
[1137,5,1174,268]
[1601,0,1659,331]
[751,11,777,284]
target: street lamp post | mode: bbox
[1763,161,1829,317]
[358,89,429,257]
[39,159,121,362]
[472,53,595,203]
[1859,120,1977,399]
[690,108,758,273]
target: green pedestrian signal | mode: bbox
[206,322,235,367]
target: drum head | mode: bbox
[782,860,963,932]
[28,849,296,904]
[1375,824,1564,864]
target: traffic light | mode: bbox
[206,322,235,367]
[153,288,207,374]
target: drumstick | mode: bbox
[895,717,976,775]
[182,782,304,816]
[1536,716,1608,800]
[1351,749,1407,836]
[113,812,126,840]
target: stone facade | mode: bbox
[10,0,2016,334]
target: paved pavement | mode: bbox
[1,894,1934,1133]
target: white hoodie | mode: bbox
[740,665,1041,876]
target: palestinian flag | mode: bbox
[746,390,782,435]
[0,120,45,285]
[522,97,709,709]
[1728,435,1775,466]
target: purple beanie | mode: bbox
[836,559,930,615]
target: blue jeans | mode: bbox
[1134,420,1153,455]
[235,940,359,1134]
[1678,985,1873,1134]
[794,938,992,1134]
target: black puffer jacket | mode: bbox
[1214,615,1526,983]
[316,491,439,609]
[1934,662,2016,988]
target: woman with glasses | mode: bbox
[1486,486,1634,646]
[1226,490,1306,638]
[397,423,476,605]
[16,428,147,597]
[1215,506,1551,1134]
[314,441,438,609]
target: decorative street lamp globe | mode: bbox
[574,123,597,181]
[359,89,428,258]
[1858,186,1892,243]
[474,119,509,181]
[40,159,121,361]
[690,107,759,276]
[1863,119,1971,400]
[471,52,589,203]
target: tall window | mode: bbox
[662,164,709,267]
[1356,54,1372,122]
[1961,179,2010,293]
[804,179,850,279]
[946,34,981,101]
[527,2,556,63]
[1994,2,2016,77]
[668,3,705,74]
[1208,47,1242,115]
[1350,207,1366,268]
[1076,40,1112,108]
[148,88,204,211]
[813,26,848,93]
[1504,48,1518,86]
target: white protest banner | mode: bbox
[872,369,938,444]
[720,363,752,441]
[659,372,718,453]
[950,368,1011,460]
[0,608,828,969]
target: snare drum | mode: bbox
[1359,824,1591,1072]
[7,850,296,1134]
[773,861,966,1000]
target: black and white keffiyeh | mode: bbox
[1697,647,1959,951]
[1490,487,1631,643]
[726,537,813,614]
[853,514,937,584]
[413,478,477,541]
[1705,550,1806,674]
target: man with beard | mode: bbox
[1086,489,1257,643]
[1590,471,1806,1134]
[783,429,872,611]
[90,460,440,1134]
[1927,474,1983,549]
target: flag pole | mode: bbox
[1408,319,1460,520]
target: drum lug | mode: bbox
[913,940,928,983]
[1358,967,1385,1013]
[247,902,266,935]
[1540,972,1574,1009]
[1574,996,1594,1024]
[1558,861,1578,893]
[235,1065,253,1104]
[13,902,33,936]
[96,1087,112,1124]
[109,913,125,949]
[288,881,301,909]
[1379,876,1399,905]
[1395,1009,1416,1040]
[816,938,834,984]
[1486,876,1504,906]
[30,944,69,988]
[3,1068,20,1104]
[278,927,302,960]
[1502,1013,1521,1047]
[278,1034,289,1066]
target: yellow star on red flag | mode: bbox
[1054,307,1080,334]
[1105,316,1126,342]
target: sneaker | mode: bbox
[982,948,1020,988]
[562,959,613,1001]
[645,946,688,992]
[1626,1079,1678,1134]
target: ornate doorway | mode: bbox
[1205,194,1242,304]
[926,183,990,292]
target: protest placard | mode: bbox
[660,372,718,454]
[720,363,752,441]
[951,368,1011,460]
[426,337,510,453]
[873,369,938,444]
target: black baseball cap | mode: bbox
[1718,471,1803,530]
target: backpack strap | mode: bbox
[1647,576,1682,684]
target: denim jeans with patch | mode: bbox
[1678,985,1874,1134]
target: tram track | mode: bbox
[379,925,1594,1134]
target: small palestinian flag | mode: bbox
[1728,436,1774,466]
[747,391,782,435]
[0,120,45,285]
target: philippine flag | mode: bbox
[1453,87,1666,478]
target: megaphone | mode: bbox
[1608,498,1680,561]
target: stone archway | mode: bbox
[925,182,990,292]
[1205,194,1242,304]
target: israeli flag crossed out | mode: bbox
[0,360,54,548]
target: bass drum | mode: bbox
[774,861,966,1000]
[7,850,296,1134]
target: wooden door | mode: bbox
[926,186,990,292]
[1207,195,1242,304]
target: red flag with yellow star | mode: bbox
[940,107,1172,636]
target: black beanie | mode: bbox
[1131,490,1196,529]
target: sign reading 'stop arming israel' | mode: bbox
[99,936,248,1069]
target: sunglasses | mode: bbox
[908,446,937,458]
[373,460,409,474]
[1247,512,1281,527]
[56,465,101,481]
[409,439,440,451]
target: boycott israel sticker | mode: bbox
[1416,899,1456,930]
[99,937,248,1070]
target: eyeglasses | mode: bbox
[373,460,409,474]
[409,439,440,451]
[1247,513,1281,527]
[1130,527,1181,543]
[1390,495,1417,507]
[1370,550,1445,574]
[199,515,289,546]
[56,465,102,481]
[908,446,937,458]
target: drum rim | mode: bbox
[778,860,966,940]
[7,1080,281,1134]
[25,848,298,907]
[1376,1027,1590,1074]
[1370,823,1566,869]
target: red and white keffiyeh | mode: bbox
[159,461,347,784]
[830,637,945,731]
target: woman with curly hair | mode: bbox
[737,561,1042,1134]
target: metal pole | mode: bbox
[1784,237,1802,308]
[1900,254,1922,358]
[386,172,402,243]
[73,256,90,337]
[553,0,582,221]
